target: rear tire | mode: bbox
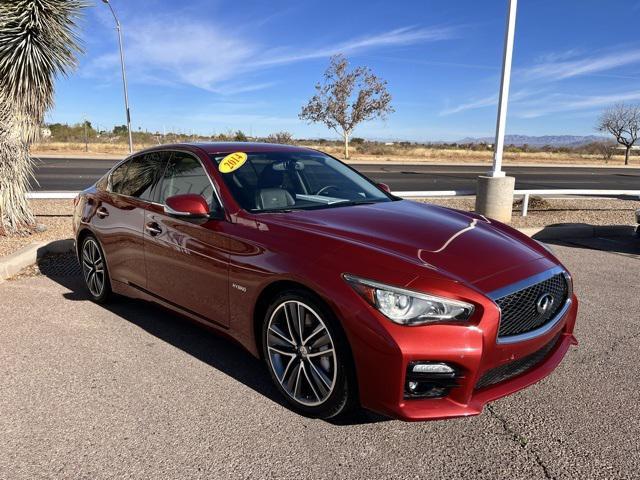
[262,289,357,419]
[80,235,112,304]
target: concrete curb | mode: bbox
[0,239,74,282]
[518,224,636,240]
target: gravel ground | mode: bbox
[424,197,640,228]
[0,200,73,257]
[1,198,638,259]
[1,238,639,479]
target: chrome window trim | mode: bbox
[106,149,225,213]
[488,266,571,345]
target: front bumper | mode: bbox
[342,290,578,422]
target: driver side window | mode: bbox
[157,152,220,211]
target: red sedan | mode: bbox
[73,142,578,421]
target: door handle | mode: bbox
[145,222,162,236]
[96,207,109,218]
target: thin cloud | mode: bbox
[521,48,640,81]
[515,90,640,118]
[442,47,640,117]
[254,26,457,67]
[85,15,457,94]
[440,94,497,115]
[440,89,540,115]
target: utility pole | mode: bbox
[475,0,517,222]
[83,116,88,152]
[101,0,133,153]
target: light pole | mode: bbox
[101,0,133,153]
[475,0,517,222]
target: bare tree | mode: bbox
[596,142,615,162]
[266,131,293,144]
[597,104,640,165]
[299,55,393,159]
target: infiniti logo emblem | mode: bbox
[536,293,555,315]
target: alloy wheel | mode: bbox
[266,300,337,407]
[81,238,105,298]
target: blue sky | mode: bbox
[49,0,640,141]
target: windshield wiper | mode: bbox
[325,199,379,208]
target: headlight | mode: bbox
[563,270,573,299]
[343,274,475,326]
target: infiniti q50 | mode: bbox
[73,142,578,420]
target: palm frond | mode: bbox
[0,0,87,233]
[0,0,87,137]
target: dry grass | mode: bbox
[31,141,159,156]
[30,141,638,166]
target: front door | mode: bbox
[95,152,166,288]
[144,151,230,327]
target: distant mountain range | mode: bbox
[456,134,608,147]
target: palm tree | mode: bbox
[0,0,86,234]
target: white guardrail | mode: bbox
[27,189,640,217]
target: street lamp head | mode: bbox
[101,0,109,3]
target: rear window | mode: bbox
[108,152,168,200]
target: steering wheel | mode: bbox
[316,185,340,196]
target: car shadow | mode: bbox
[532,223,640,257]
[36,254,390,426]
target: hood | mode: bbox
[262,200,545,285]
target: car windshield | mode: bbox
[211,151,393,212]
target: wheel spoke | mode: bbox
[296,303,305,344]
[278,355,297,385]
[302,323,325,346]
[307,359,332,392]
[307,348,334,358]
[94,272,104,293]
[292,362,303,399]
[283,305,297,345]
[268,345,296,357]
[88,272,97,295]
[269,325,295,346]
[309,331,332,350]
[301,363,320,401]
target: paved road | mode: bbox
[30,156,640,192]
[1,236,639,479]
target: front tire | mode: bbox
[80,235,112,303]
[262,289,356,419]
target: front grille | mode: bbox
[495,273,568,338]
[475,333,561,390]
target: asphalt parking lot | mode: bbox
[1,235,639,479]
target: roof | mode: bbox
[184,142,313,155]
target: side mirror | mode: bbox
[377,182,391,193]
[164,194,211,219]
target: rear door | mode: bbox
[93,151,167,288]
[143,150,230,327]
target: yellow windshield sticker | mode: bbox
[219,152,247,173]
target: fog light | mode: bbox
[404,361,461,399]
[412,363,454,374]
